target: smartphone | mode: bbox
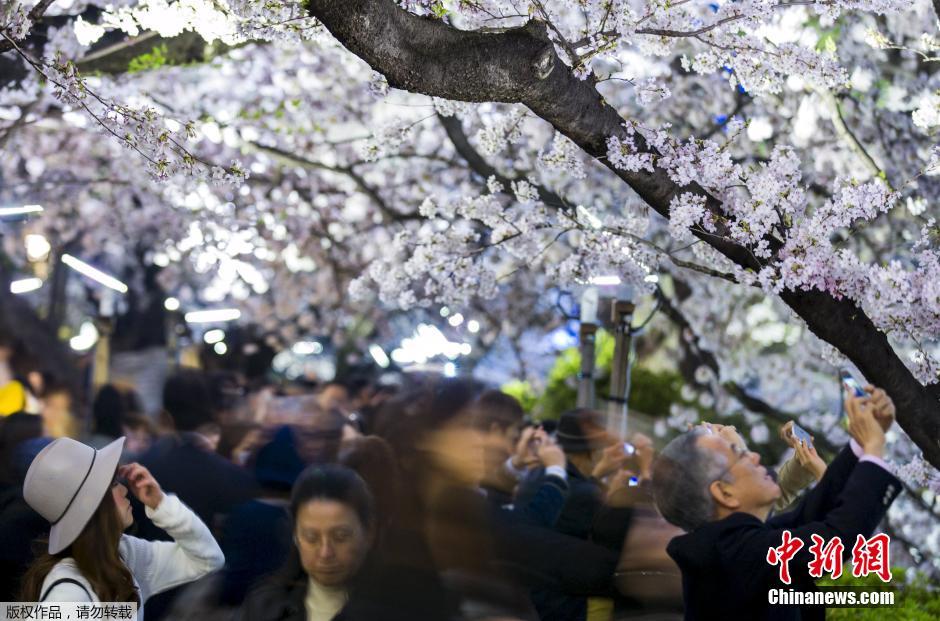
[789,423,813,449]
[623,442,636,456]
[839,368,867,398]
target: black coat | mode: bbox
[132,434,259,620]
[667,445,902,621]
[514,465,632,621]
[133,434,259,540]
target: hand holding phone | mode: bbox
[840,368,867,397]
[789,423,814,449]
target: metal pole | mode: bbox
[577,322,597,409]
[607,299,635,439]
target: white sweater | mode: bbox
[39,494,225,619]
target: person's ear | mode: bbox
[709,479,740,510]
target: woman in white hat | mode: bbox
[17,436,224,612]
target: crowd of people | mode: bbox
[0,332,903,621]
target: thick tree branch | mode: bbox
[438,113,570,212]
[306,0,940,468]
[657,285,939,523]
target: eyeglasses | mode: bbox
[713,442,750,484]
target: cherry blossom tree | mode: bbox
[2,0,940,573]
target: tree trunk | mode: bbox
[307,0,940,467]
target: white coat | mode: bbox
[39,494,224,619]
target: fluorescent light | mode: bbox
[69,321,98,351]
[10,278,42,294]
[369,344,390,368]
[213,342,228,355]
[467,320,480,334]
[25,234,51,261]
[203,329,225,344]
[0,204,43,217]
[61,254,128,293]
[589,275,622,286]
[164,297,180,311]
[184,308,241,323]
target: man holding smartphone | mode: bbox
[651,387,901,621]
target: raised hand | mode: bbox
[864,385,895,433]
[592,442,630,480]
[511,426,543,470]
[630,432,655,480]
[118,462,165,510]
[537,439,567,469]
[845,394,885,458]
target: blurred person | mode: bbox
[133,370,258,620]
[135,370,258,538]
[220,426,306,603]
[19,437,223,606]
[471,390,527,506]
[513,409,654,621]
[207,371,247,427]
[339,435,401,535]
[239,464,376,621]
[87,384,145,449]
[360,379,533,621]
[228,423,266,467]
[294,408,346,465]
[165,426,307,621]
[316,381,350,414]
[39,380,77,439]
[516,409,652,545]
[652,387,901,621]
[352,383,398,435]
[0,418,49,598]
[122,412,157,462]
[0,412,44,487]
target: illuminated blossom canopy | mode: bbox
[2,0,940,573]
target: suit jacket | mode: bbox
[666,445,902,621]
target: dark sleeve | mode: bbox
[554,480,601,540]
[720,461,902,594]
[591,506,634,551]
[768,444,858,529]
[495,521,618,595]
[512,473,569,528]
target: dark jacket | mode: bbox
[667,445,902,621]
[515,464,633,621]
[134,433,259,539]
[516,463,633,546]
[239,576,307,621]
[133,433,259,620]
[0,485,47,599]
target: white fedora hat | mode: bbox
[23,436,125,554]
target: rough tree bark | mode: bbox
[307,0,940,468]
